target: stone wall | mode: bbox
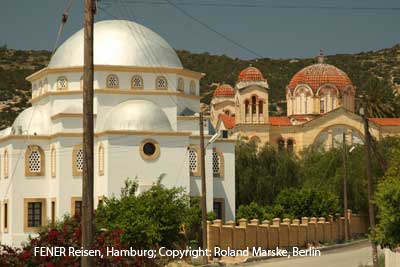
[207,211,369,256]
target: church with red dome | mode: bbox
[210,54,400,153]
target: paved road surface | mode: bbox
[242,242,373,267]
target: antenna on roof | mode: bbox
[317,49,325,64]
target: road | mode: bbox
[242,242,373,267]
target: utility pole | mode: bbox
[362,101,378,267]
[82,0,95,266]
[199,111,208,264]
[342,133,349,242]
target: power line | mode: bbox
[163,0,264,59]
[102,0,400,11]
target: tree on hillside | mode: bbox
[358,77,399,117]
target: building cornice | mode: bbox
[30,89,201,104]
[26,65,205,81]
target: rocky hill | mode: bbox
[0,44,399,129]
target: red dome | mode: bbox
[238,66,265,82]
[214,84,235,97]
[288,63,353,93]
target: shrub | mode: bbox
[96,178,190,249]
[273,188,340,219]
[237,202,267,221]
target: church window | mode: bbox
[251,96,257,114]
[277,139,285,151]
[43,78,48,92]
[25,145,45,176]
[74,201,82,217]
[245,100,250,115]
[212,148,224,177]
[106,74,119,88]
[98,143,104,176]
[304,98,308,114]
[57,76,68,90]
[320,98,325,113]
[4,201,8,231]
[51,146,56,178]
[39,81,43,94]
[131,75,143,89]
[189,80,196,95]
[259,100,263,114]
[28,202,42,227]
[287,139,294,152]
[24,198,46,232]
[80,76,83,90]
[72,145,84,176]
[188,148,198,175]
[156,76,168,90]
[140,139,160,161]
[177,78,184,92]
[4,149,9,178]
[213,199,225,219]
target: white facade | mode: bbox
[0,20,235,246]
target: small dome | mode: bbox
[101,100,172,132]
[214,84,234,97]
[238,66,265,82]
[288,63,353,93]
[12,106,51,135]
[49,20,182,68]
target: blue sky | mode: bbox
[1,0,399,59]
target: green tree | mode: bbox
[96,178,190,249]
[374,147,400,249]
[235,141,300,207]
[273,188,340,218]
[237,202,267,221]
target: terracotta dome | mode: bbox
[288,63,353,93]
[238,66,265,82]
[214,84,235,97]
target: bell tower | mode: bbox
[234,66,269,125]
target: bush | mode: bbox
[272,188,340,219]
[237,202,267,221]
[0,215,138,267]
[96,178,190,249]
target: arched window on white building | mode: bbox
[212,148,224,177]
[43,78,48,93]
[189,80,196,95]
[177,78,184,92]
[72,145,84,176]
[57,76,68,90]
[131,75,143,89]
[106,74,119,88]
[98,143,104,176]
[4,149,9,178]
[188,147,199,176]
[156,76,168,90]
[80,76,83,90]
[25,145,45,176]
[51,146,56,178]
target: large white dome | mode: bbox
[101,100,172,132]
[49,20,182,68]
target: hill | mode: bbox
[0,44,399,129]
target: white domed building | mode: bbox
[0,20,235,246]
